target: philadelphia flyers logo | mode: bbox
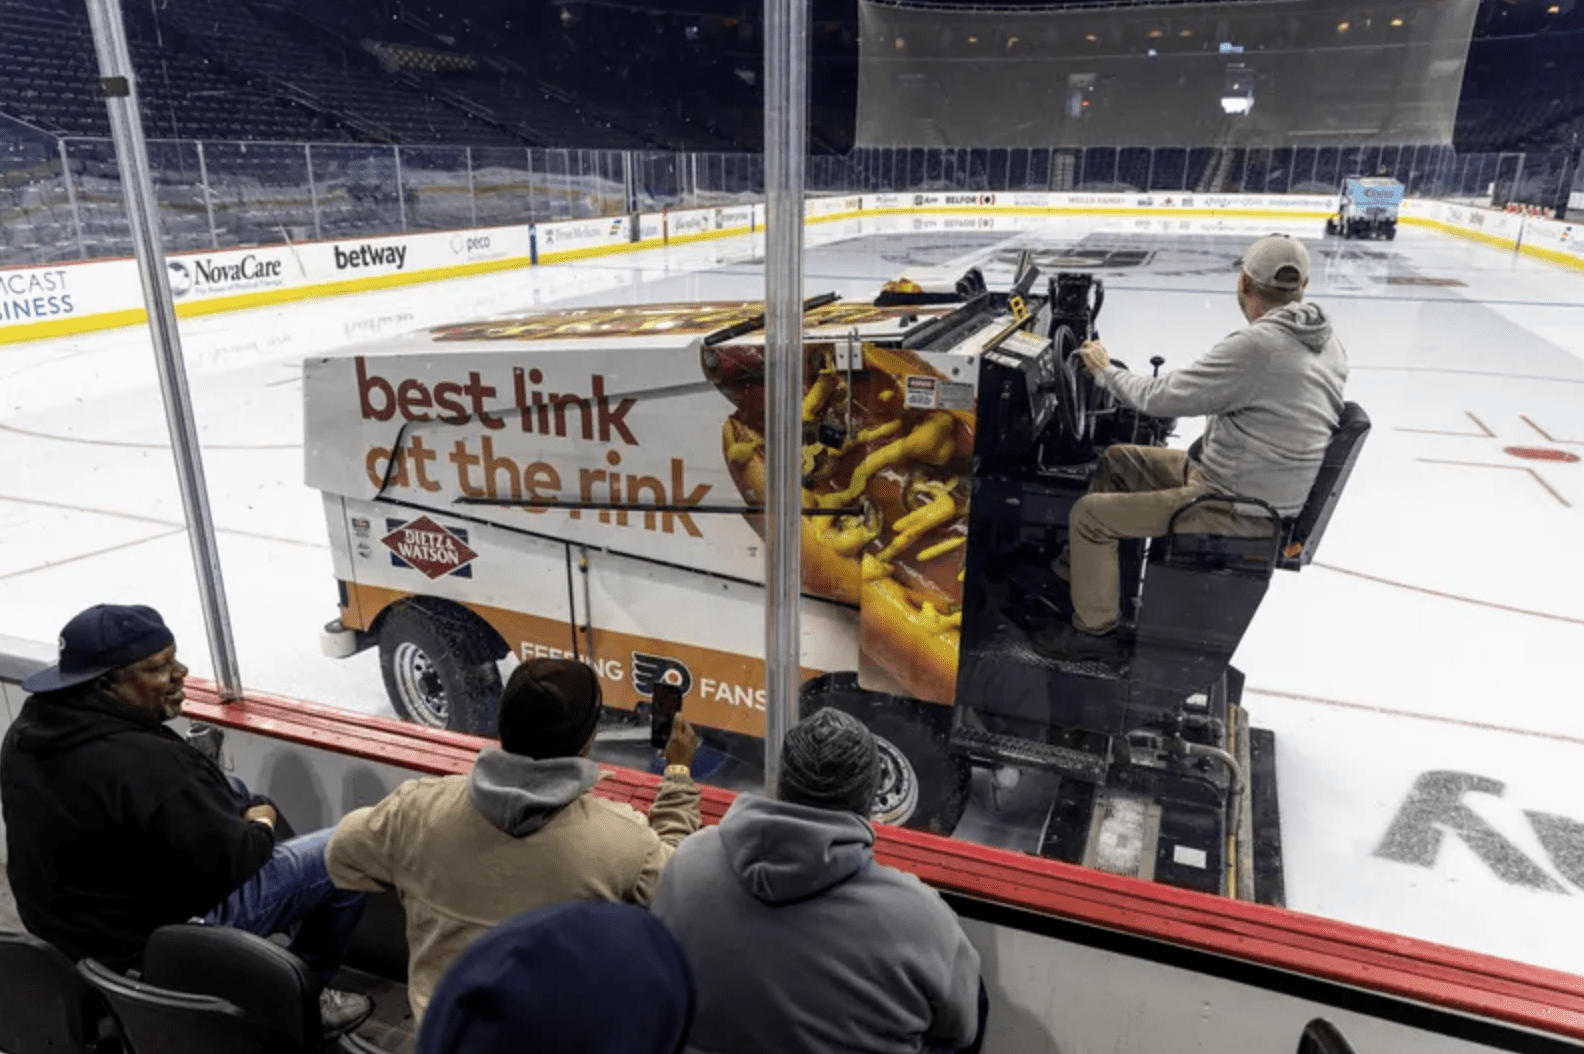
[631,652,693,698]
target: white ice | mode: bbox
[1,213,1581,977]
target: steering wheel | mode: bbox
[1049,324,1088,440]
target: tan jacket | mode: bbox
[326,750,700,1021]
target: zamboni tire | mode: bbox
[800,673,971,837]
[378,601,503,735]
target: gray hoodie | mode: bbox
[466,750,600,835]
[651,795,981,1054]
[1096,300,1348,515]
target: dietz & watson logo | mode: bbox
[381,516,476,579]
[631,652,693,697]
[335,243,407,271]
[167,254,283,298]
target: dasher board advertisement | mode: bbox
[304,299,978,710]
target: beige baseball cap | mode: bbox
[1239,234,1310,291]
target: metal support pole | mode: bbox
[761,0,806,799]
[392,145,407,231]
[304,143,322,241]
[194,139,217,249]
[526,147,538,223]
[558,148,572,219]
[466,146,477,228]
[58,137,88,260]
[83,0,242,699]
[690,152,699,207]
[623,149,636,214]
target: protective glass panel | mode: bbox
[817,0,1581,987]
[0,0,1579,1003]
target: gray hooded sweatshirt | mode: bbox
[1096,300,1348,515]
[651,795,981,1054]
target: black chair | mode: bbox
[0,929,116,1054]
[1160,401,1372,573]
[1277,401,1372,570]
[77,958,294,1054]
[140,925,318,1051]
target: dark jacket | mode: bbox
[0,687,275,969]
[651,796,981,1054]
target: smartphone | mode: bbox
[649,682,682,750]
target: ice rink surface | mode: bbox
[2,212,1581,975]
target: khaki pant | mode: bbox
[1068,445,1274,633]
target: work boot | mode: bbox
[319,988,374,1039]
[1032,623,1128,664]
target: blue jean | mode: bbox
[202,826,368,987]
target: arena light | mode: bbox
[1221,95,1254,114]
[1337,20,1351,31]
[1390,17,1404,25]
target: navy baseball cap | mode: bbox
[417,902,695,1054]
[21,604,176,694]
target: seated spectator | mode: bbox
[652,707,985,1054]
[327,657,703,1023]
[416,901,695,1054]
[0,605,372,1037]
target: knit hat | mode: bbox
[497,658,603,759]
[417,902,695,1054]
[1239,234,1311,291]
[778,707,879,815]
[22,604,176,694]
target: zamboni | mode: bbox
[304,258,1368,904]
[1324,175,1403,240]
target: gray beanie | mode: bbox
[777,708,879,815]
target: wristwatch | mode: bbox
[249,814,275,830]
[664,764,692,779]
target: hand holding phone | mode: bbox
[663,718,699,770]
[649,682,682,750]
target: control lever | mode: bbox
[1150,355,1165,377]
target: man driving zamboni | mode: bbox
[1040,234,1350,661]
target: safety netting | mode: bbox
[856,0,1481,148]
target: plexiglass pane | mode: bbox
[2,0,1581,992]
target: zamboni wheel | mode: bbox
[800,672,971,836]
[379,601,503,734]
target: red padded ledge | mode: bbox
[183,683,1584,1040]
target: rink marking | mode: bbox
[1397,411,1495,438]
[1351,365,1584,386]
[0,527,186,581]
[0,493,328,551]
[1522,415,1584,446]
[1416,458,1571,508]
[1314,561,1584,626]
[1245,686,1584,749]
[0,421,300,451]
